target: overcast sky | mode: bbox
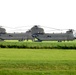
[0,0,76,33]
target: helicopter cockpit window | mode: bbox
[47,35,51,37]
[9,35,13,37]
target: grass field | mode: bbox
[0,48,76,75]
[0,40,76,49]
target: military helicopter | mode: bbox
[0,25,76,42]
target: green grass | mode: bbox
[0,49,76,60]
[0,48,76,75]
[0,40,76,49]
[0,70,76,75]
